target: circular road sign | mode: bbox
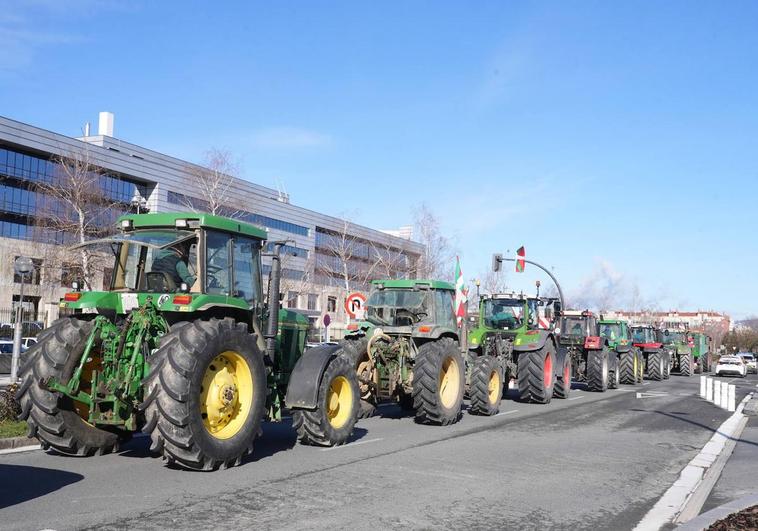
[323,314,331,327]
[344,292,367,319]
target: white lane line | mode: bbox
[321,437,384,452]
[568,395,585,401]
[494,409,519,417]
[642,382,651,386]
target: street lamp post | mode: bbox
[11,256,34,382]
[130,189,148,214]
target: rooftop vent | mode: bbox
[98,111,114,137]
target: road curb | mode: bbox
[0,435,35,451]
[634,392,753,531]
[676,493,758,530]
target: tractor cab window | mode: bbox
[600,323,621,341]
[434,290,457,329]
[366,289,430,326]
[561,317,586,338]
[205,231,231,295]
[659,330,683,345]
[527,299,538,328]
[232,237,262,305]
[482,299,523,330]
[632,328,652,343]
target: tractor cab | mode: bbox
[558,310,601,349]
[598,320,632,350]
[478,292,561,337]
[631,325,658,346]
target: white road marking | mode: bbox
[642,382,650,386]
[568,395,585,401]
[494,409,519,417]
[636,391,669,398]
[321,437,384,452]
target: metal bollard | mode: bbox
[706,377,713,402]
[714,380,721,405]
[700,376,706,398]
[728,385,736,412]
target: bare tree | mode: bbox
[413,204,454,280]
[183,148,242,216]
[316,217,377,291]
[279,255,317,308]
[34,144,120,290]
[371,239,413,280]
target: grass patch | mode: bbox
[0,420,28,439]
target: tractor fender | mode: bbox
[513,331,552,352]
[284,343,342,410]
[615,344,631,354]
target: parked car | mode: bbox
[715,355,747,377]
[0,339,27,373]
[22,337,38,349]
[738,352,757,374]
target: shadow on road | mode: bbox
[630,409,758,447]
[0,464,83,509]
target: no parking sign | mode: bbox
[344,292,367,320]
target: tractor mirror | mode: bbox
[492,253,503,272]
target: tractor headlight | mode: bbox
[471,337,479,345]
[120,219,133,229]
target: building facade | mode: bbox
[0,113,423,337]
[602,309,731,338]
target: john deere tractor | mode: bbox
[468,291,566,409]
[690,332,712,374]
[558,311,620,392]
[340,279,465,425]
[658,328,694,377]
[598,319,644,385]
[631,325,669,380]
[16,212,360,470]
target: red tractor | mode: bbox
[631,325,670,380]
[558,310,620,391]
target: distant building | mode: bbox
[0,113,423,335]
[602,309,731,336]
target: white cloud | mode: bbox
[249,127,333,149]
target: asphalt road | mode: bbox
[1,373,756,531]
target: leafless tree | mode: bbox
[413,203,455,280]
[316,217,377,291]
[183,148,243,216]
[279,255,317,308]
[371,239,413,280]
[34,144,120,290]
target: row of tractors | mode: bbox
[14,212,712,471]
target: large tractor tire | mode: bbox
[648,351,664,381]
[680,353,693,377]
[16,318,124,456]
[412,338,465,425]
[468,355,503,416]
[339,337,377,419]
[635,350,645,383]
[141,318,266,471]
[553,352,571,399]
[293,353,359,446]
[618,351,636,385]
[517,344,557,404]
[663,353,671,379]
[586,349,609,392]
[609,356,620,390]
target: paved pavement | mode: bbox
[1,373,756,531]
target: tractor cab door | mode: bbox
[231,236,264,329]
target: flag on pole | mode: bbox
[454,256,467,327]
[515,246,525,273]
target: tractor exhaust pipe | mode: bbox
[265,242,286,362]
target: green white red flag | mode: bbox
[454,256,467,327]
[515,246,525,273]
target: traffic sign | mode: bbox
[323,314,331,327]
[344,292,367,319]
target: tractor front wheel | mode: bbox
[468,355,503,416]
[16,318,123,456]
[141,318,266,471]
[293,353,359,446]
[586,349,609,392]
[618,350,636,385]
[648,351,664,381]
[517,345,556,404]
[412,338,465,425]
[553,353,571,399]
[609,356,620,389]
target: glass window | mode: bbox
[327,296,337,312]
[307,293,318,311]
[434,290,456,328]
[205,231,230,295]
[287,291,299,308]
[232,237,261,304]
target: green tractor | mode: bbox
[558,311,620,391]
[468,291,566,410]
[631,325,670,381]
[16,212,360,470]
[339,279,465,425]
[690,332,712,374]
[658,328,694,377]
[598,319,644,385]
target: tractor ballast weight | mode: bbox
[558,311,621,392]
[16,212,360,471]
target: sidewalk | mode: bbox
[0,373,13,389]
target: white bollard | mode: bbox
[700,376,706,398]
[728,384,736,412]
[706,378,713,402]
[714,380,721,405]
[720,382,729,409]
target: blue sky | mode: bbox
[1,1,757,318]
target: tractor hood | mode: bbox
[60,290,251,314]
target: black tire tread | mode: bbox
[517,345,555,404]
[468,355,502,416]
[412,338,464,425]
[587,350,609,392]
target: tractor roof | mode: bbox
[117,212,268,239]
[598,319,626,325]
[371,279,455,291]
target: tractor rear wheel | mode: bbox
[609,356,620,389]
[586,349,609,392]
[553,353,571,399]
[636,350,645,383]
[663,353,671,379]
[618,351,636,385]
[340,337,377,419]
[680,353,693,377]
[412,338,464,425]
[517,344,556,404]
[468,355,502,416]
[648,351,664,381]
[141,318,266,471]
[293,353,359,446]
[16,318,123,456]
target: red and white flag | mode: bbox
[454,256,467,327]
[515,246,525,273]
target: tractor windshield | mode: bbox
[632,327,654,343]
[110,230,199,292]
[482,299,524,330]
[366,289,430,326]
[659,330,684,345]
[599,323,622,341]
[560,317,586,338]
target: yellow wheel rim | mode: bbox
[326,375,353,429]
[633,355,638,379]
[439,356,461,409]
[488,369,501,405]
[200,351,253,440]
